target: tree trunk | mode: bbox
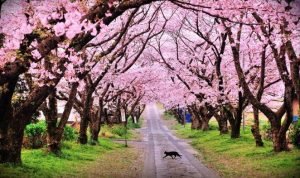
[42,83,78,154]
[271,122,289,152]
[228,111,242,139]
[47,129,63,154]
[231,121,241,138]
[90,126,100,145]
[43,89,63,154]
[5,129,24,164]
[79,117,89,144]
[190,111,202,130]
[47,128,61,154]
[251,107,264,147]
[0,117,26,164]
[90,112,101,145]
[135,105,144,123]
[270,86,293,152]
[215,112,229,134]
[201,117,210,131]
[273,133,288,152]
[90,98,104,145]
[223,107,241,138]
[79,89,93,144]
[136,114,141,123]
[219,120,229,134]
[90,125,100,145]
[0,79,19,163]
[191,117,201,130]
[79,108,89,144]
[0,85,61,163]
[230,112,242,139]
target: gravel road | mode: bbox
[142,104,219,178]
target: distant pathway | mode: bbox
[142,104,219,178]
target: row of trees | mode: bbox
[149,1,300,151]
[0,0,299,164]
[0,0,169,163]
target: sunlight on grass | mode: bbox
[100,118,142,140]
[0,139,124,178]
[173,123,300,178]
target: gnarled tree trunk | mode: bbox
[198,105,215,131]
[191,114,202,130]
[0,80,57,163]
[201,117,210,131]
[225,106,242,139]
[42,83,78,154]
[188,107,202,130]
[89,99,103,145]
[0,118,26,164]
[214,110,229,134]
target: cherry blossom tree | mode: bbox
[145,0,299,148]
[0,0,299,164]
[0,0,165,163]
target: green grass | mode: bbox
[162,111,175,120]
[127,117,142,129]
[173,122,300,178]
[0,139,125,178]
[100,118,143,139]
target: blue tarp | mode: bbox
[178,108,191,123]
[185,112,191,123]
[293,116,299,122]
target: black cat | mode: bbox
[163,151,182,159]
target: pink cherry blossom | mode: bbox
[53,22,66,36]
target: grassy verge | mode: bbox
[0,138,142,178]
[100,118,143,140]
[161,109,300,178]
[162,111,175,120]
[171,122,300,178]
[80,141,144,178]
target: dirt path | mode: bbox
[142,104,219,178]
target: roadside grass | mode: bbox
[0,118,144,178]
[172,122,300,178]
[163,111,175,120]
[79,142,144,178]
[100,118,143,140]
[0,139,125,178]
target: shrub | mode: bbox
[25,121,46,137]
[24,121,47,148]
[63,125,77,141]
[111,125,127,137]
[24,121,78,148]
[289,121,300,148]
